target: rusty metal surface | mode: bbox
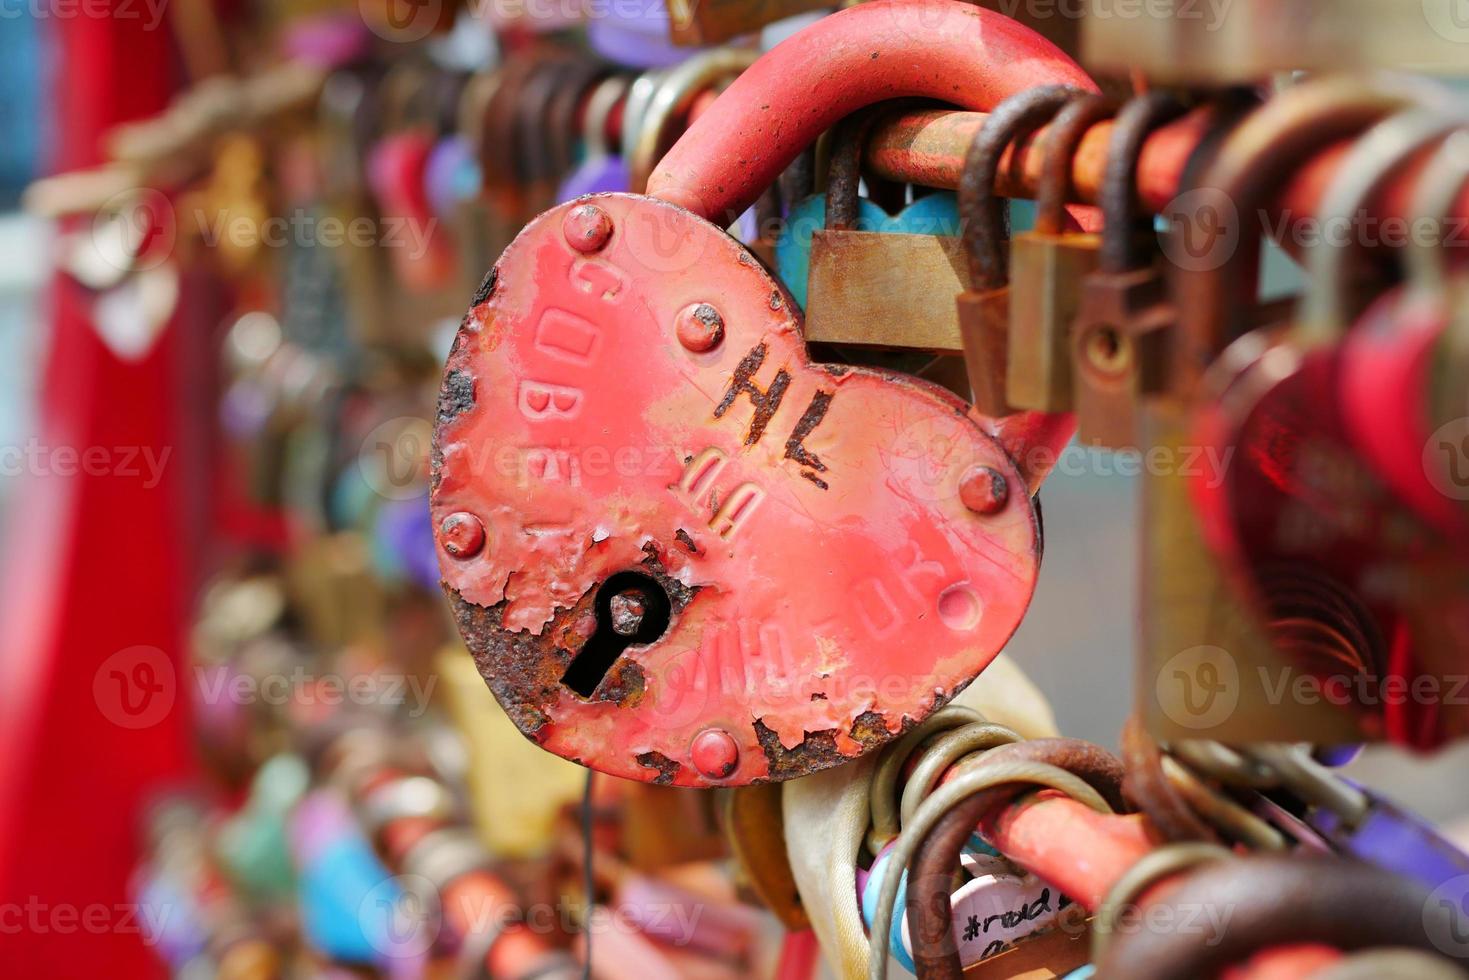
[432,194,1042,787]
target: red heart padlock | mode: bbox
[431,0,1095,787]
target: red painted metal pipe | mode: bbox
[647,0,1096,222]
[977,792,1158,912]
[975,795,1353,979]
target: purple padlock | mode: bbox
[1307,777,1469,891]
[424,135,481,222]
[586,0,700,68]
[557,75,632,202]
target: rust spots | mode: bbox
[445,543,699,743]
[470,267,498,308]
[714,342,791,446]
[769,291,783,311]
[751,712,893,781]
[785,389,832,489]
[437,370,476,425]
[675,528,699,555]
[636,751,681,785]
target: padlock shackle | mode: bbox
[1170,74,1452,393]
[645,0,1096,223]
[628,48,759,194]
[1098,92,1188,273]
[1405,130,1469,298]
[1033,94,1115,236]
[1300,108,1469,346]
[823,109,884,231]
[961,85,1081,289]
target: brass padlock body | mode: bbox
[1007,230,1100,411]
[806,231,967,352]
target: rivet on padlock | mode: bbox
[957,85,1082,419]
[1006,92,1114,413]
[1069,93,1188,450]
[432,0,1093,786]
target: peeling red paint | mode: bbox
[432,194,1041,786]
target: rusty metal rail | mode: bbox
[864,105,1469,231]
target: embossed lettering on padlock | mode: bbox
[431,0,1095,786]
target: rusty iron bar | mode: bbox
[863,106,1469,233]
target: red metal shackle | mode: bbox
[645,0,1096,223]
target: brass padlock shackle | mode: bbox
[1098,92,1188,274]
[646,0,1096,223]
[1032,92,1115,237]
[1170,74,1453,391]
[627,48,761,195]
[959,85,1083,291]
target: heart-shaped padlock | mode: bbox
[432,0,1093,786]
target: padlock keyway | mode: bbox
[561,572,673,698]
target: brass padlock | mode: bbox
[957,86,1081,416]
[805,106,967,355]
[1070,93,1189,450]
[1006,93,1113,412]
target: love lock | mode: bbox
[431,0,1094,786]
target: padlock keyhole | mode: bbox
[561,571,672,698]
